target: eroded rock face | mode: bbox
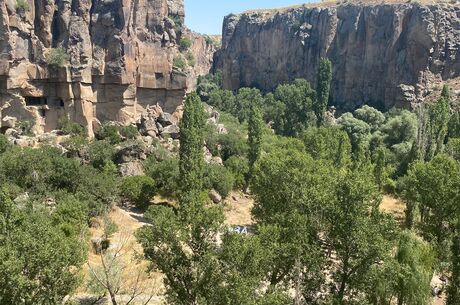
[0,0,215,135]
[214,2,460,110]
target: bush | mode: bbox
[186,51,196,67]
[16,0,29,11]
[95,123,121,144]
[0,134,12,154]
[179,37,192,50]
[204,164,235,198]
[17,120,34,136]
[121,176,156,208]
[144,156,179,198]
[45,47,70,67]
[224,156,249,189]
[58,118,85,136]
[119,125,138,140]
[173,55,187,70]
[88,140,116,170]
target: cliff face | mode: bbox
[214,2,460,110]
[0,0,215,135]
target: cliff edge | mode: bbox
[214,0,460,110]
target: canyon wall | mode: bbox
[214,1,460,110]
[0,0,215,135]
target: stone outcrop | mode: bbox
[214,1,460,110]
[0,0,215,135]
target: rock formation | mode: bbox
[0,0,215,135]
[214,1,460,110]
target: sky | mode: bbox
[184,0,315,35]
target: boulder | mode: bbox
[209,189,222,204]
[161,124,180,139]
[118,161,145,177]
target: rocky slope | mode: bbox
[214,0,460,110]
[0,0,215,135]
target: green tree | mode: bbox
[248,105,264,181]
[302,127,352,168]
[394,231,435,305]
[273,79,317,137]
[137,197,225,305]
[251,148,335,300]
[179,92,206,205]
[448,220,460,305]
[374,146,387,191]
[327,167,397,303]
[315,58,332,126]
[0,189,86,304]
[120,176,156,208]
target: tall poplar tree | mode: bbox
[315,58,332,126]
[248,105,264,183]
[178,92,206,205]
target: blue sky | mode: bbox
[184,0,314,35]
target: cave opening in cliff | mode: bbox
[25,96,47,106]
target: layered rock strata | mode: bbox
[0,0,215,135]
[214,1,460,110]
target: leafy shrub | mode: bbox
[186,51,196,67]
[446,138,460,161]
[45,47,70,67]
[88,140,116,170]
[119,125,138,140]
[95,123,121,144]
[179,37,192,50]
[121,176,156,208]
[0,134,12,154]
[173,55,187,70]
[58,118,85,136]
[144,156,179,198]
[15,0,29,11]
[204,164,235,198]
[17,120,34,136]
[224,156,249,189]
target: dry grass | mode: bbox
[76,206,164,304]
[223,191,254,226]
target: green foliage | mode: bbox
[354,105,385,131]
[58,118,85,136]
[315,58,332,126]
[120,176,156,208]
[248,106,264,179]
[302,126,352,167]
[186,51,196,66]
[17,120,34,136]
[137,198,225,305]
[95,123,121,144]
[179,92,206,204]
[0,135,12,154]
[446,138,460,161]
[204,164,235,198]
[393,231,435,305]
[145,155,180,198]
[273,79,317,136]
[0,190,86,304]
[179,37,192,50]
[448,110,460,139]
[45,47,70,67]
[337,112,371,148]
[224,156,249,189]
[402,155,460,256]
[173,55,187,70]
[15,0,29,11]
[197,71,222,101]
[88,140,116,170]
[118,125,138,140]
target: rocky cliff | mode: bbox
[0,0,215,135]
[214,1,460,110]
